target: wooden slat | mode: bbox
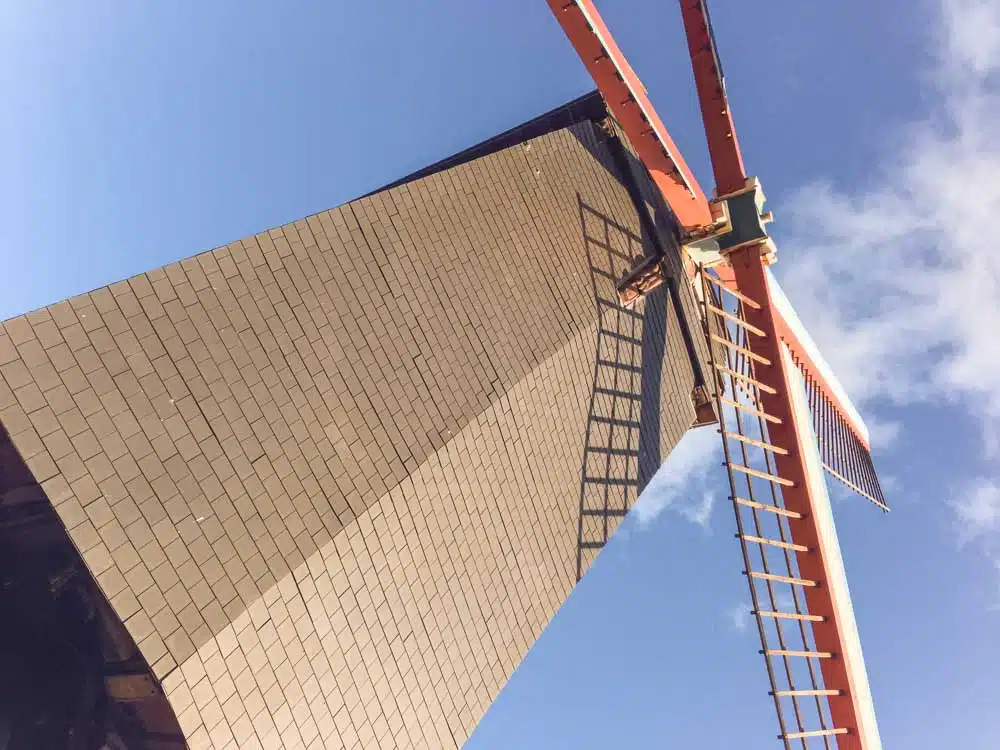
[765,649,833,658]
[723,431,789,455]
[781,728,849,740]
[734,497,802,519]
[755,610,824,623]
[710,333,771,364]
[731,464,794,487]
[713,364,778,394]
[703,272,761,309]
[741,534,809,553]
[749,571,818,587]
[706,303,765,336]
[773,689,841,697]
[720,396,782,424]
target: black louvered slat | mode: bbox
[802,374,888,511]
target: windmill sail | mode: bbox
[766,270,888,510]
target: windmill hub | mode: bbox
[683,177,779,271]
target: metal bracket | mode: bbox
[682,177,777,269]
[616,255,664,307]
[615,179,775,308]
[716,177,776,258]
[691,384,717,427]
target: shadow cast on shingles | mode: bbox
[573,198,670,580]
[571,117,709,580]
[0,421,185,750]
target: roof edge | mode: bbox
[361,90,607,197]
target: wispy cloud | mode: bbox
[724,603,750,633]
[780,24,1000,420]
[633,426,720,528]
[678,491,716,530]
[777,0,1000,588]
[953,479,1000,545]
[866,416,902,452]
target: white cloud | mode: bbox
[937,0,1000,77]
[724,603,750,633]
[866,416,902,452]
[678,491,716,530]
[880,473,902,496]
[775,0,1000,586]
[953,478,1000,544]
[633,426,720,527]
[779,0,1000,424]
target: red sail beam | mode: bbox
[550,2,885,747]
[547,0,716,233]
[679,0,874,454]
[679,0,747,196]
[729,245,878,749]
[549,0,880,480]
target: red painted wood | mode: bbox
[547,0,715,232]
[729,243,872,750]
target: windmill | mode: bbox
[548,1,887,748]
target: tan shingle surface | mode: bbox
[0,120,705,748]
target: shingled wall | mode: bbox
[0,110,710,748]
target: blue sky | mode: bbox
[3,1,999,747]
